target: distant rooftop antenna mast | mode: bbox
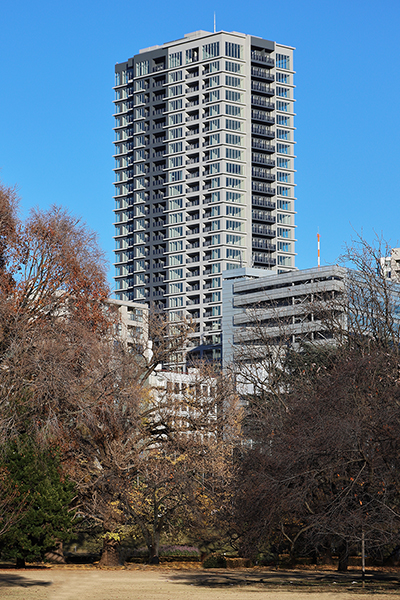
[214,12,216,33]
[317,231,321,269]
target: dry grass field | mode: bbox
[1,564,400,600]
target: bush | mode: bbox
[202,554,227,568]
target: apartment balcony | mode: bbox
[152,233,165,241]
[153,107,165,116]
[252,239,276,251]
[186,213,199,221]
[187,297,200,305]
[186,171,199,180]
[187,84,199,92]
[251,138,275,153]
[252,154,275,167]
[187,269,200,278]
[251,96,275,110]
[251,51,274,67]
[252,196,276,209]
[251,66,274,82]
[186,198,200,207]
[252,210,276,223]
[187,283,200,292]
[152,248,164,256]
[186,114,199,122]
[252,252,277,266]
[251,124,275,139]
[186,128,199,137]
[251,110,275,125]
[252,168,275,182]
[153,220,166,228]
[186,255,199,263]
[252,225,275,237]
[186,142,200,150]
[187,240,200,249]
[251,81,274,96]
[153,64,165,72]
[152,121,165,130]
[187,226,200,235]
[186,71,199,79]
[187,184,200,193]
[152,290,165,298]
[252,182,275,195]
[186,99,199,108]
[186,156,199,165]
[153,149,165,158]
[153,276,165,283]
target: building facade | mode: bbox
[113,30,296,363]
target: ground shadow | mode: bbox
[0,573,52,589]
[167,568,400,592]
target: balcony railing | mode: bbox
[252,253,277,265]
[251,51,274,67]
[252,225,275,237]
[252,239,276,251]
[252,182,275,195]
[252,196,276,209]
[251,96,275,110]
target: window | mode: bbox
[211,234,220,245]
[226,119,242,131]
[276,72,290,83]
[211,249,220,259]
[209,148,220,159]
[169,296,184,307]
[168,212,183,224]
[169,52,182,68]
[210,206,220,216]
[277,171,290,182]
[186,48,198,64]
[278,199,290,210]
[278,255,292,266]
[169,85,183,97]
[211,191,220,202]
[209,75,220,87]
[209,104,220,116]
[277,101,290,112]
[169,282,183,295]
[225,75,243,88]
[211,220,220,230]
[209,118,220,130]
[226,233,243,245]
[168,197,183,210]
[277,129,289,140]
[277,157,290,169]
[225,60,242,73]
[168,184,183,196]
[209,90,220,102]
[169,113,183,125]
[276,53,290,69]
[226,191,243,203]
[135,259,145,271]
[226,104,242,116]
[209,133,220,145]
[169,98,183,111]
[277,227,290,238]
[226,248,242,260]
[209,162,220,173]
[208,60,220,73]
[226,133,242,145]
[169,127,183,139]
[277,115,289,126]
[226,220,243,231]
[276,86,290,98]
[226,177,243,188]
[226,163,243,175]
[277,186,291,196]
[210,177,220,188]
[225,89,242,102]
[169,71,183,85]
[168,226,183,238]
[226,205,243,217]
[168,170,183,182]
[277,213,291,224]
[277,143,290,154]
[169,155,183,168]
[169,254,184,266]
[211,291,221,303]
[169,268,183,280]
[225,42,243,59]
[211,263,221,273]
[226,148,243,160]
[135,60,149,76]
[203,42,219,59]
[168,240,184,252]
[168,141,183,154]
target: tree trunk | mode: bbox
[338,542,349,572]
[16,557,26,568]
[98,536,120,567]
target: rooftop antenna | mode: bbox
[317,230,321,269]
[214,12,216,33]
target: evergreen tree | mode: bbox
[0,438,76,567]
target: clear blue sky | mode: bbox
[1,0,399,287]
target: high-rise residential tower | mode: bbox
[113,30,296,364]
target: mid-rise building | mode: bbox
[113,29,296,364]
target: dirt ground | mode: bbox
[1,565,400,600]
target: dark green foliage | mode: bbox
[0,437,76,565]
[202,553,227,568]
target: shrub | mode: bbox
[202,554,227,568]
